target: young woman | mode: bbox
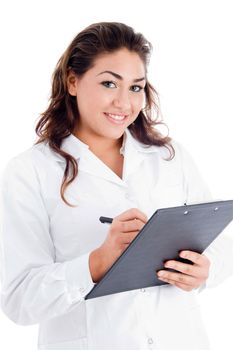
[1,22,233,350]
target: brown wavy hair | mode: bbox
[35,21,175,207]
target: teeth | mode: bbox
[106,113,126,120]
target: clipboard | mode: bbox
[85,200,233,300]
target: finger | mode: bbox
[164,260,200,277]
[159,278,194,292]
[157,270,196,287]
[115,208,148,224]
[119,219,145,233]
[119,230,140,245]
[179,250,208,266]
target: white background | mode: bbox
[0,0,233,349]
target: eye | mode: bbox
[100,81,144,92]
[101,81,116,88]
[130,85,144,93]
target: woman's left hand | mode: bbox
[157,250,210,291]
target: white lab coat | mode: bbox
[0,128,233,350]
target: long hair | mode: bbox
[35,22,175,207]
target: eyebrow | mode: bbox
[96,70,146,83]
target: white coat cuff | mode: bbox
[65,252,95,304]
[197,248,225,293]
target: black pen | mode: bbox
[100,205,187,224]
[99,216,113,224]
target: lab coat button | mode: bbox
[79,287,85,293]
[148,337,154,344]
[140,288,146,292]
[125,192,135,201]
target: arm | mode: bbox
[0,153,95,325]
[178,142,233,291]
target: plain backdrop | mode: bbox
[0,0,233,349]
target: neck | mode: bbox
[73,128,124,157]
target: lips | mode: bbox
[104,112,128,125]
[105,113,127,119]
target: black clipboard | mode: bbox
[85,200,233,300]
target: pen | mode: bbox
[100,205,187,224]
[99,216,113,224]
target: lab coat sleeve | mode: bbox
[0,153,95,325]
[176,141,233,292]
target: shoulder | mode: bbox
[2,142,46,169]
[0,143,58,219]
[130,133,185,162]
[169,139,200,169]
[1,142,53,188]
[158,138,196,166]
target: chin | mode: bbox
[101,127,125,140]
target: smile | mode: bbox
[104,113,128,125]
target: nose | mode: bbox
[112,88,131,112]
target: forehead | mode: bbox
[90,48,146,76]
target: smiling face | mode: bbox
[67,48,147,146]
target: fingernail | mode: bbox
[180,251,187,258]
[157,271,165,277]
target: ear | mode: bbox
[67,71,78,96]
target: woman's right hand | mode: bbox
[89,208,148,283]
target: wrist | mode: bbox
[89,246,106,283]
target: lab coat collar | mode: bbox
[45,128,160,186]
[58,127,159,161]
[61,132,90,160]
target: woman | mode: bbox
[1,22,232,350]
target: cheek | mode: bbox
[77,88,100,113]
[141,92,146,107]
[132,94,145,112]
